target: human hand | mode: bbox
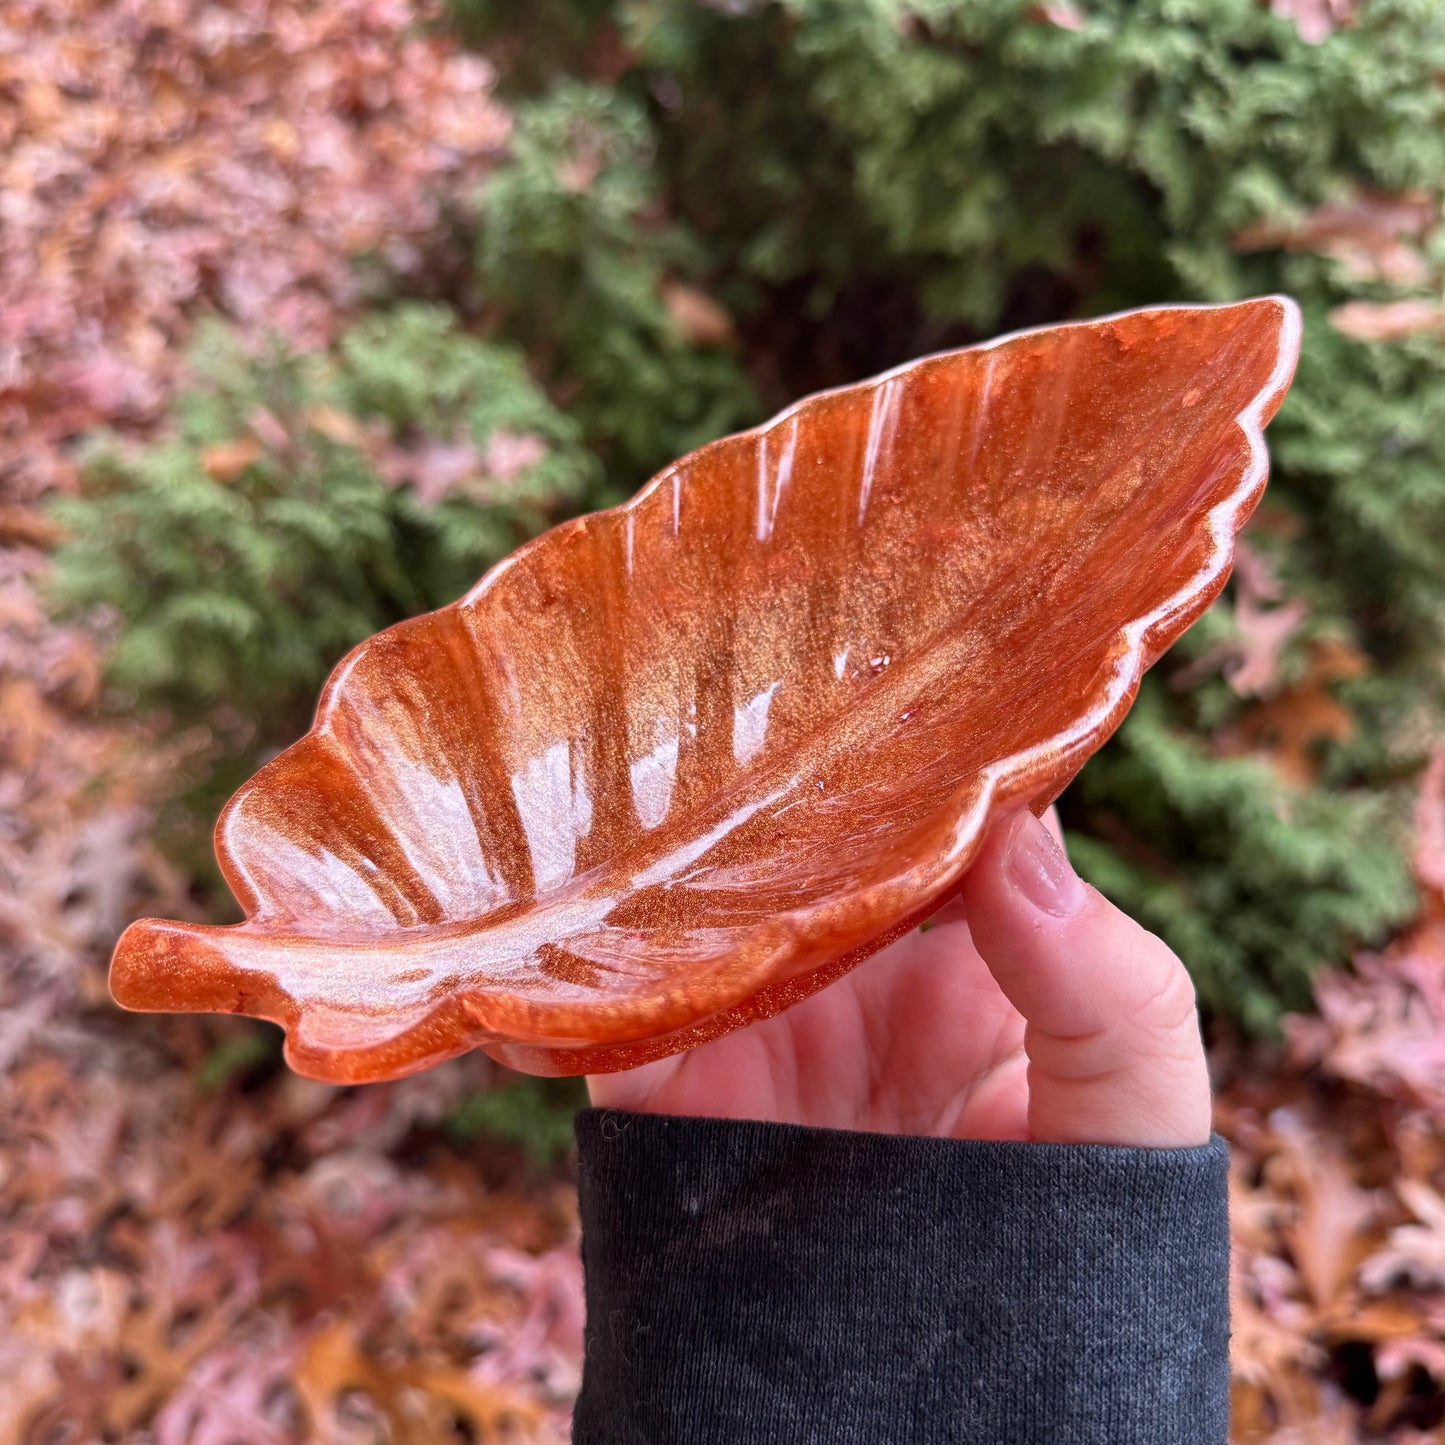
[586,807,1211,1149]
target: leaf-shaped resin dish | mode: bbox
[111,298,1302,1081]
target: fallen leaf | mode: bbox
[1235,189,1434,285]
[1360,1180,1445,1293]
[1330,298,1445,341]
[1413,749,1445,904]
[1219,636,1368,784]
[0,505,67,547]
[201,437,265,482]
[151,1343,300,1445]
[294,1317,544,1445]
[374,436,483,505]
[484,428,549,482]
[1270,0,1360,44]
[661,279,737,347]
[1267,1109,1383,1312]
[1030,3,1086,29]
[306,405,369,448]
[1175,540,1307,697]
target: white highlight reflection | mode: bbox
[732,681,780,767]
[755,418,799,542]
[512,740,592,891]
[858,378,903,525]
[629,734,680,831]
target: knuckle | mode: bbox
[1123,941,1199,1036]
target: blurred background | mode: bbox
[3,0,1445,1439]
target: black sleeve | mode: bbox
[571,1108,1230,1445]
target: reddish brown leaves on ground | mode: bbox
[0,1045,581,1443]
[1220,755,1445,1441]
[0,0,509,503]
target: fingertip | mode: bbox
[958,809,1211,1147]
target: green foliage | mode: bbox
[602,0,1445,323]
[453,0,1445,1025]
[49,305,597,870]
[445,1077,587,1165]
[1267,310,1445,684]
[195,1024,284,1094]
[476,81,760,485]
[1066,690,1418,1032]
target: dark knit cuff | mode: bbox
[571,1109,1230,1445]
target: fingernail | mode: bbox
[1005,813,1087,917]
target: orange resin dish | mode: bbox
[111,298,1302,1081]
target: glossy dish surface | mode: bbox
[110,298,1302,1081]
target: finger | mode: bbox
[586,1051,683,1112]
[956,809,1211,1148]
[927,802,1064,929]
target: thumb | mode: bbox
[957,810,1211,1148]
